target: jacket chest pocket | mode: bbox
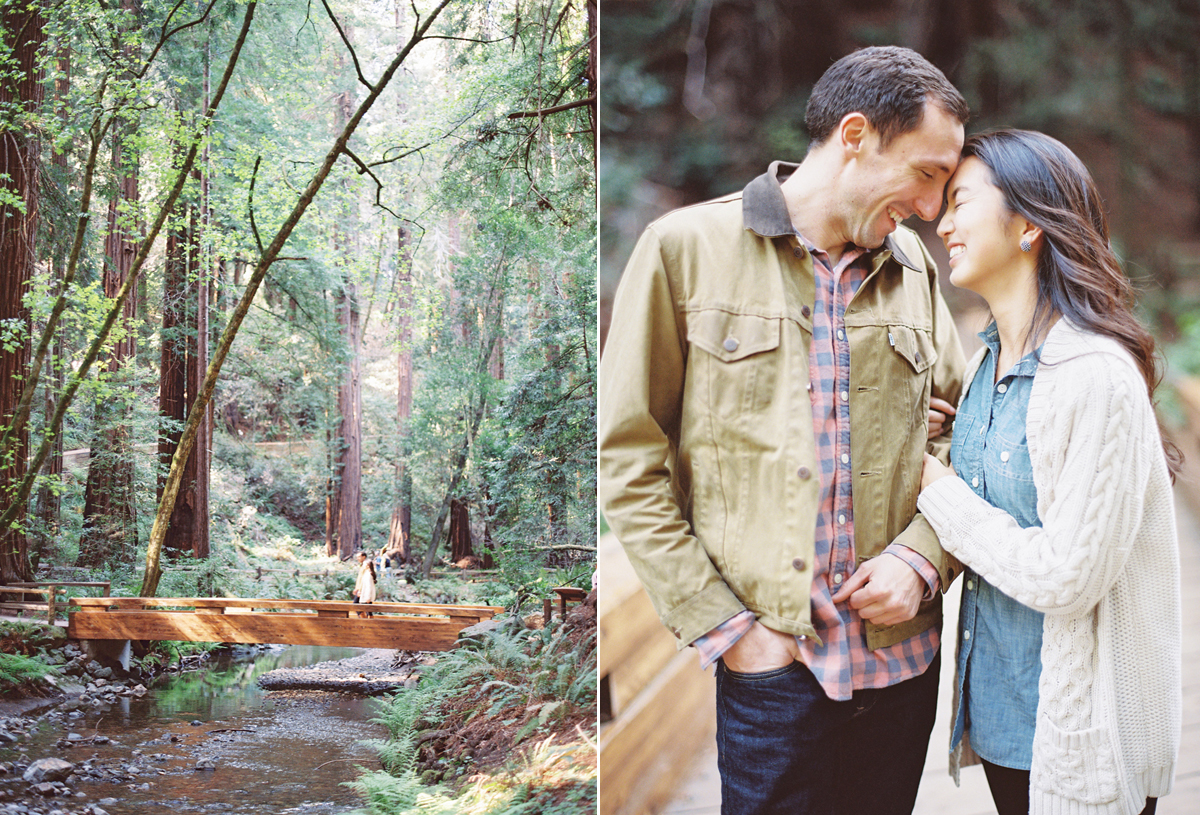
[883,324,938,421]
[686,311,783,419]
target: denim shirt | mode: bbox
[949,323,1044,770]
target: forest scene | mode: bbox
[0,0,596,813]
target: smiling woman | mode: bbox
[938,156,1036,307]
[920,129,1182,815]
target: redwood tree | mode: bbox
[385,223,414,562]
[328,29,362,561]
[157,189,210,561]
[77,0,142,567]
[0,0,46,583]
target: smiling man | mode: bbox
[598,47,969,814]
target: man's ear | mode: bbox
[838,112,871,157]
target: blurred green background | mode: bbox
[599,0,1200,386]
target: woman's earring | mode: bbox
[1020,239,1032,253]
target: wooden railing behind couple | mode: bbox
[0,581,111,625]
[68,597,503,651]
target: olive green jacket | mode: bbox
[598,162,966,651]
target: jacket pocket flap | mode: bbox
[688,311,781,362]
[889,325,937,374]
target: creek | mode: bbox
[2,645,389,815]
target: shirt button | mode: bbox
[838,514,846,525]
[963,630,971,640]
[971,476,979,487]
[1000,451,1010,462]
[837,329,845,340]
[793,246,805,258]
[840,391,849,401]
[967,579,975,591]
[979,425,985,435]
[792,557,807,571]
[840,453,850,464]
[801,305,812,318]
[833,573,844,585]
[806,381,813,391]
[723,337,739,352]
[997,383,1008,394]
[797,466,812,480]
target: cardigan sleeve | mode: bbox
[917,354,1154,617]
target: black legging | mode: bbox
[982,760,1157,815]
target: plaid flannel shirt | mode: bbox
[694,237,941,701]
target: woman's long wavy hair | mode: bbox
[963,128,1181,476]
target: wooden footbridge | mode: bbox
[67,597,503,652]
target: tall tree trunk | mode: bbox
[157,196,209,561]
[159,226,190,552]
[78,58,141,567]
[324,446,338,557]
[335,281,363,560]
[0,2,46,582]
[386,224,413,562]
[78,0,142,568]
[447,498,474,563]
[191,189,210,562]
[385,6,413,563]
[32,42,70,568]
[157,86,212,565]
[329,27,361,561]
[489,289,505,380]
[421,392,487,578]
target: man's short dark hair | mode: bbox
[805,46,969,149]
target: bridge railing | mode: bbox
[0,581,111,625]
[68,597,504,651]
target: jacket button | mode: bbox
[793,246,804,258]
[792,557,807,571]
[915,351,922,364]
[797,466,811,479]
[672,628,681,639]
[801,305,811,318]
[723,337,739,352]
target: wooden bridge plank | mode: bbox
[68,610,466,651]
[70,597,501,618]
[65,597,503,651]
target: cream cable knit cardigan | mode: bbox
[918,318,1181,815]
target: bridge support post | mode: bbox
[82,639,132,672]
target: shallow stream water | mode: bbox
[4,646,388,815]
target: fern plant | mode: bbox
[0,652,55,689]
[350,615,597,815]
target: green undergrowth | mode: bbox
[0,621,65,691]
[349,616,597,815]
[0,652,55,690]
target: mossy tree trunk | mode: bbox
[0,0,46,582]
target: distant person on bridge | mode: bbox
[920,129,1182,815]
[352,550,376,618]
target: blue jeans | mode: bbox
[716,653,939,815]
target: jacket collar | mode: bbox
[742,160,923,272]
